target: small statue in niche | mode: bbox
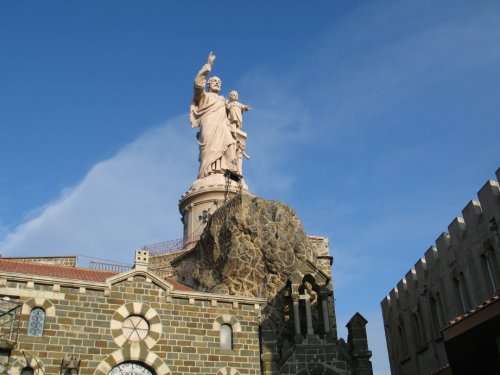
[226,90,251,130]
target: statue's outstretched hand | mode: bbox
[207,52,216,66]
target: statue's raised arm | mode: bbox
[192,52,215,104]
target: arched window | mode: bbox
[220,324,233,350]
[27,307,45,337]
[20,367,34,375]
[397,324,408,358]
[108,362,154,375]
[411,312,425,347]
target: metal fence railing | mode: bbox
[142,235,200,256]
[88,261,131,273]
[0,298,22,344]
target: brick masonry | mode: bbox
[5,274,263,375]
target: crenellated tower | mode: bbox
[381,168,500,375]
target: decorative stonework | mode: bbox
[110,303,161,349]
[21,297,55,316]
[108,362,153,375]
[122,315,149,342]
[213,314,242,332]
[94,345,170,375]
[9,356,44,375]
[216,367,240,375]
[175,194,316,298]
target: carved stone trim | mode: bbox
[110,303,161,349]
[9,356,45,375]
[212,314,241,333]
[216,367,240,375]
[21,297,55,317]
[94,345,170,375]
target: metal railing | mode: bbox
[0,298,22,344]
[142,235,200,256]
[88,261,131,273]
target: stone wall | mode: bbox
[149,249,190,278]
[3,256,77,267]
[1,273,263,375]
[381,168,500,375]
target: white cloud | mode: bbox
[0,84,308,266]
[0,116,197,265]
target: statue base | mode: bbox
[179,172,251,240]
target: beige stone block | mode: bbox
[109,319,121,330]
[79,287,86,294]
[130,342,141,359]
[144,335,156,349]
[27,281,34,289]
[113,350,125,364]
[132,302,142,314]
[145,351,156,366]
[116,305,128,319]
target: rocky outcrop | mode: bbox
[173,193,316,298]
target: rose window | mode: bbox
[108,362,154,375]
[122,315,149,342]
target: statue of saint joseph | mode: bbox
[189,52,237,179]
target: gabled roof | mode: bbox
[0,258,116,282]
[167,278,193,291]
[290,259,330,285]
[346,312,368,327]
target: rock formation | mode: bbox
[174,193,316,299]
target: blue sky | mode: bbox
[1,1,500,373]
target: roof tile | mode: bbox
[0,258,116,282]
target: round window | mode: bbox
[122,315,149,342]
[108,362,154,375]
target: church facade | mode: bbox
[0,193,373,375]
[0,53,373,375]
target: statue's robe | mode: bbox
[227,101,246,129]
[190,66,236,179]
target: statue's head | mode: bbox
[228,90,239,102]
[207,76,222,93]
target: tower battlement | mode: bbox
[381,168,500,375]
